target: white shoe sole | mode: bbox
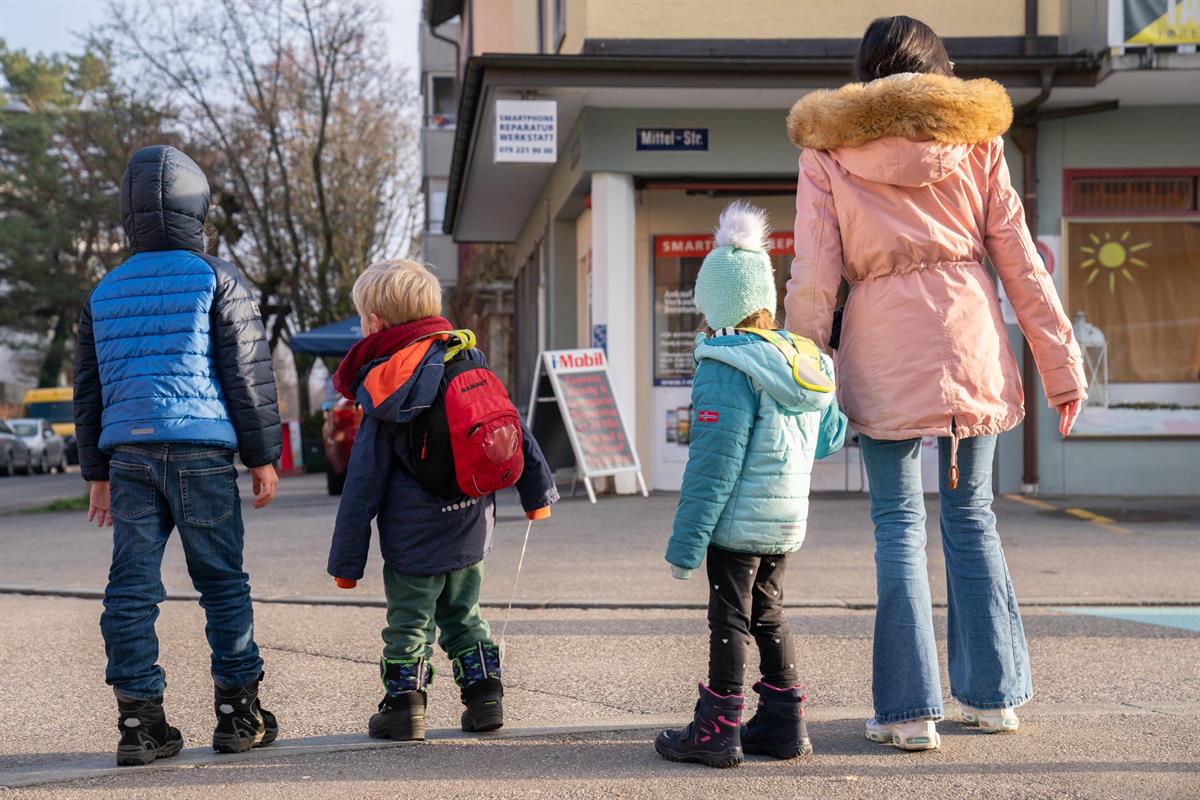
[962,711,1020,733]
[865,726,941,751]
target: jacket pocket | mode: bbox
[109,460,157,521]
[179,464,237,528]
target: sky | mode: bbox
[0,0,422,74]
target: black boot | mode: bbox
[741,681,813,759]
[213,672,278,753]
[115,695,183,767]
[453,642,503,732]
[655,684,744,768]
[369,658,430,741]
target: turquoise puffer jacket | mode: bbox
[665,331,847,574]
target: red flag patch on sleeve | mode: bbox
[697,410,720,423]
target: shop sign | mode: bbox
[526,348,649,503]
[636,128,709,151]
[495,99,557,163]
[1120,0,1200,45]
[655,234,795,258]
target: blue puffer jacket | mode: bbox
[665,330,848,574]
[73,145,281,480]
[327,334,559,580]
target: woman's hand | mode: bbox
[1057,398,1082,437]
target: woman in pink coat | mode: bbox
[785,16,1087,751]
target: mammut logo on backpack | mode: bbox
[409,337,525,500]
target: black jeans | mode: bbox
[706,545,797,695]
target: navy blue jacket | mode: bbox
[327,335,559,580]
[73,145,282,480]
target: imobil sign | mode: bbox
[495,100,557,163]
[549,349,607,372]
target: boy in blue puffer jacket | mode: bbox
[327,259,558,742]
[74,145,283,766]
[655,203,847,769]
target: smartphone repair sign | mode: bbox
[495,100,557,163]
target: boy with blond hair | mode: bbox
[327,258,558,740]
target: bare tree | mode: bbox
[104,0,421,347]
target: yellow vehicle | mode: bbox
[21,387,77,464]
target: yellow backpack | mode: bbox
[738,328,835,394]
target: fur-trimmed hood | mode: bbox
[786,72,1013,152]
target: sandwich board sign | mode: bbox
[527,348,649,503]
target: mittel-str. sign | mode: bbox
[636,128,709,151]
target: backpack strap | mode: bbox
[424,329,477,362]
[737,327,834,393]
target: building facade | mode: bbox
[430,0,1200,496]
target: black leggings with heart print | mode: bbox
[706,544,798,695]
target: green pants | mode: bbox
[382,562,493,662]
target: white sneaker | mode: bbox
[961,704,1020,733]
[865,717,941,751]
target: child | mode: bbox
[327,258,558,741]
[74,145,283,766]
[655,203,847,768]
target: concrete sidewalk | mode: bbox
[1,597,1197,797]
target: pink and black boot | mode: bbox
[741,681,812,759]
[655,684,744,768]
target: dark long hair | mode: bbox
[853,15,954,82]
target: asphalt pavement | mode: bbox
[0,473,1197,798]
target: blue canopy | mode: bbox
[289,316,362,356]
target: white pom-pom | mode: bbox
[713,201,770,252]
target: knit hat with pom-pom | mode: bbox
[693,201,777,330]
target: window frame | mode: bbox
[1062,167,1200,219]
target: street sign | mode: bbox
[636,128,709,151]
[527,348,648,503]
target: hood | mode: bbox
[786,73,1012,185]
[695,333,826,412]
[830,137,972,187]
[120,145,210,254]
[355,338,448,423]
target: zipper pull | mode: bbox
[421,432,428,460]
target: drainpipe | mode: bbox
[1023,0,1039,56]
[1010,67,1054,494]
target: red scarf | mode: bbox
[333,315,452,400]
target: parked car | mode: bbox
[321,396,362,495]
[21,386,77,464]
[0,420,32,477]
[8,418,68,474]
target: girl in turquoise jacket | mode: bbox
[656,202,847,769]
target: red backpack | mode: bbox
[408,331,525,500]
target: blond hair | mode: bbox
[352,259,442,327]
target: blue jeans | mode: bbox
[101,444,262,700]
[859,434,1032,724]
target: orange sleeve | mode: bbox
[526,506,552,521]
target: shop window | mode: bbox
[652,233,793,386]
[1065,216,1200,386]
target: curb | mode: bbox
[2,584,1199,610]
[2,702,1194,791]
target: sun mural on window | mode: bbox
[1078,230,1153,293]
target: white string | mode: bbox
[498,518,533,663]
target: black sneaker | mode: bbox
[369,690,428,741]
[655,684,744,768]
[115,696,184,767]
[741,681,813,759]
[212,673,278,753]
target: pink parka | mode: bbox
[784,72,1087,447]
